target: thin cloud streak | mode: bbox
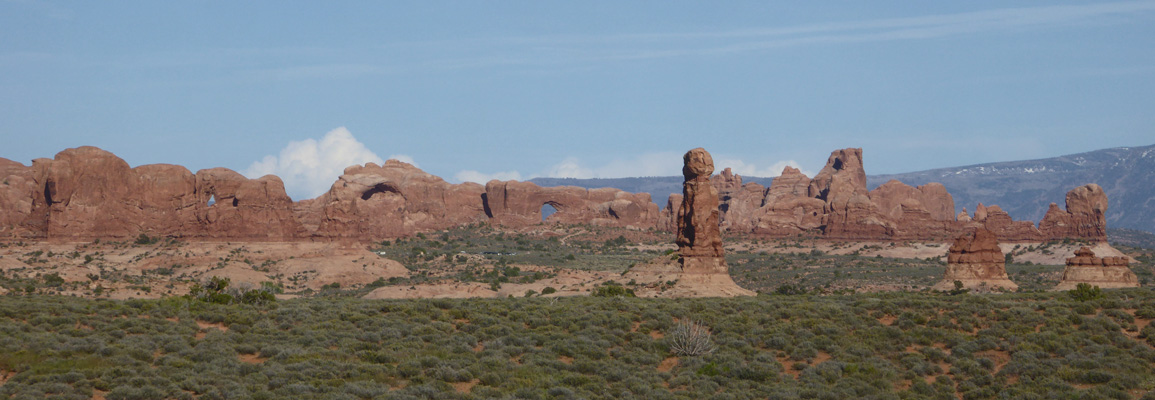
[379,1,1155,68]
[10,1,1150,80]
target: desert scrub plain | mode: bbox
[2,224,1148,298]
[3,289,1155,399]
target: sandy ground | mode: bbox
[365,264,621,299]
[0,237,1139,300]
[0,241,408,299]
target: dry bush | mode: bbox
[669,319,716,356]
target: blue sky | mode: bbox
[2,1,1154,200]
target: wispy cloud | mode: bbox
[382,1,1155,69]
[11,1,1149,81]
[454,170,523,184]
[452,152,807,184]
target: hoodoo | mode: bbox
[932,227,1018,292]
[1053,247,1138,291]
[666,148,754,297]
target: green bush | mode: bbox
[591,282,635,297]
[1068,283,1103,302]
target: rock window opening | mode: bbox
[207,195,215,206]
[541,203,558,222]
[43,182,55,205]
[361,184,398,201]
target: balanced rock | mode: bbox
[669,148,753,297]
[676,148,723,258]
[932,228,1018,291]
[1053,247,1138,290]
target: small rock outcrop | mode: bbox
[932,228,1018,291]
[1038,184,1108,242]
[304,160,488,239]
[810,148,895,239]
[483,180,659,229]
[0,158,36,238]
[869,180,956,240]
[668,148,753,297]
[1053,247,1138,290]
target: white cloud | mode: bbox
[534,152,810,179]
[714,158,812,178]
[543,157,596,179]
[244,127,385,200]
[454,170,523,184]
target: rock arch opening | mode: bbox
[207,195,216,206]
[43,182,56,205]
[541,203,558,222]
[362,183,400,201]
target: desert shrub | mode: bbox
[669,319,716,356]
[1069,283,1104,302]
[591,282,635,298]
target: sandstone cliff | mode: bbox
[0,146,1115,244]
[704,148,1110,243]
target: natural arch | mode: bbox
[541,203,559,222]
[362,183,400,201]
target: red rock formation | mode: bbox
[10,146,302,240]
[749,166,825,235]
[956,208,971,223]
[1053,246,1138,290]
[717,182,765,233]
[1038,184,1108,242]
[971,204,1045,242]
[0,146,1118,245]
[676,148,724,257]
[193,168,303,240]
[932,228,1017,291]
[305,160,487,239]
[30,146,140,238]
[0,158,36,238]
[671,148,753,297]
[710,167,743,192]
[659,194,683,232]
[807,148,893,239]
[870,180,955,222]
[868,180,956,240]
[483,180,658,229]
[762,166,810,205]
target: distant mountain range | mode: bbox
[530,144,1155,233]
